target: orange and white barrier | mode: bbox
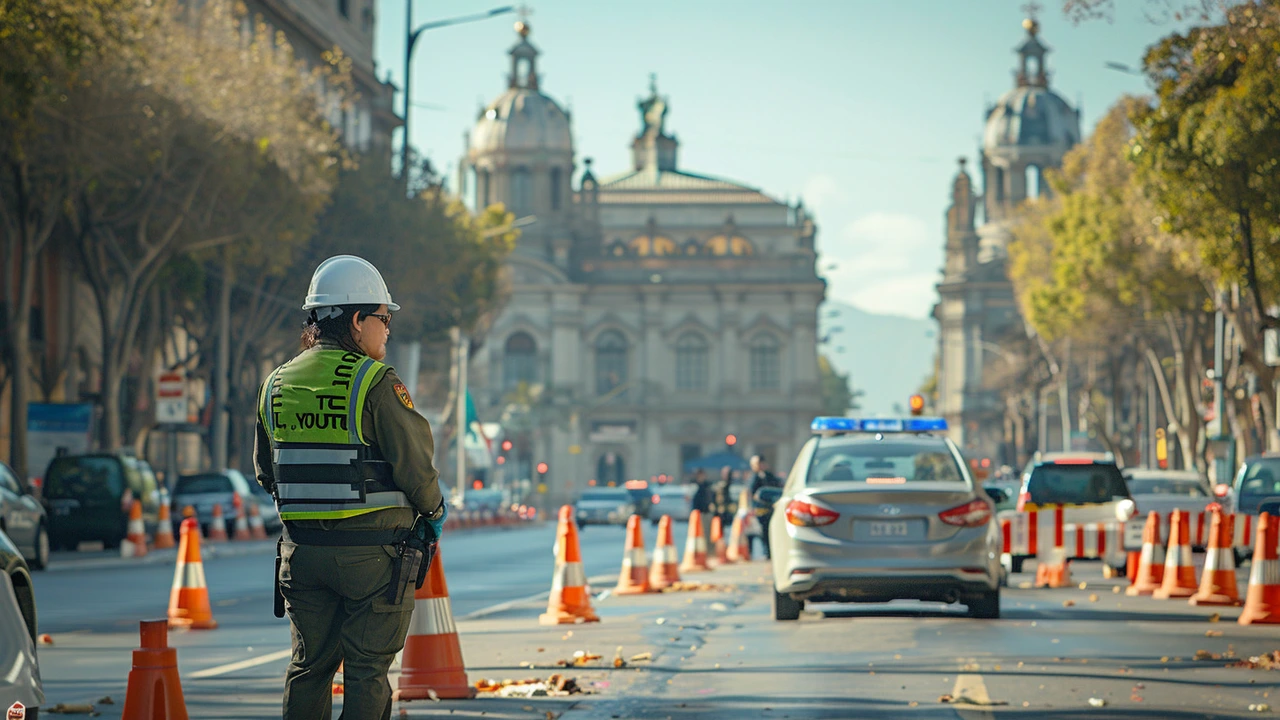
[540,506,599,625]
[168,518,217,630]
[231,494,251,541]
[649,515,681,590]
[1127,511,1166,596]
[154,497,176,550]
[122,499,149,558]
[1153,509,1199,599]
[207,505,228,543]
[1190,510,1242,607]
[614,515,651,595]
[680,510,711,573]
[1240,511,1280,625]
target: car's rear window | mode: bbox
[1027,464,1129,505]
[175,474,234,494]
[1127,478,1206,497]
[809,440,964,484]
[44,457,123,499]
[581,490,628,502]
[1239,459,1280,497]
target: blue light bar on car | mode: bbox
[810,417,949,434]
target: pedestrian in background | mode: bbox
[712,465,734,530]
[747,453,782,559]
[255,255,448,720]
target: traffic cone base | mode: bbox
[1240,512,1280,625]
[615,515,652,595]
[540,506,600,625]
[168,518,217,630]
[649,515,681,590]
[397,550,476,700]
[1190,512,1242,607]
[1034,551,1072,589]
[1153,510,1198,600]
[121,619,188,720]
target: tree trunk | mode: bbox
[211,248,232,470]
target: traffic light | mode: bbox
[501,439,513,452]
[472,479,484,490]
[536,461,549,475]
[1155,428,1168,470]
[725,433,738,447]
[495,455,506,465]
[908,394,925,416]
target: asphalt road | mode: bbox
[25,522,1280,719]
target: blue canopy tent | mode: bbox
[683,451,750,474]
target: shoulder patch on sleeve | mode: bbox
[393,383,415,410]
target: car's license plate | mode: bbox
[1123,520,1146,550]
[868,521,909,537]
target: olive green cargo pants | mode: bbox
[279,542,415,720]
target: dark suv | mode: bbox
[42,453,161,550]
[1231,454,1280,517]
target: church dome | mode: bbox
[471,87,572,155]
[983,85,1079,150]
[469,22,572,157]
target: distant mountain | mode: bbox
[818,301,936,415]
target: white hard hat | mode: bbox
[302,255,400,312]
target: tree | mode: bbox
[818,355,856,417]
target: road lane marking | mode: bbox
[188,648,293,679]
[459,574,615,620]
[951,673,995,720]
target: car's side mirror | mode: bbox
[983,486,1009,503]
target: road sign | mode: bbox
[156,372,187,425]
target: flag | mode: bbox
[464,389,492,453]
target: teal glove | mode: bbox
[425,502,447,540]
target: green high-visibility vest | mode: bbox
[258,349,410,521]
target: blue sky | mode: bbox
[374,0,1183,319]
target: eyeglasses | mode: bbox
[365,312,392,327]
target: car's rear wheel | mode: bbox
[29,523,50,570]
[967,590,1000,619]
[773,585,803,621]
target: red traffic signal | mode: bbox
[536,462,549,475]
[908,394,925,415]
[495,456,506,465]
[472,479,484,490]
[725,434,738,446]
[501,439,513,451]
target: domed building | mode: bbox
[459,23,824,505]
[932,16,1081,463]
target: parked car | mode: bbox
[1229,454,1280,517]
[42,453,161,550]
[0,462,49,569]
[172,469,280,537]
[0,528,43,714]
[575,488,636,529]
[1121,468,1214,550]
[647,483,696,525]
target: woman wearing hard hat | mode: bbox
[253,255,447,719]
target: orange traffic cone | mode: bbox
[247,502,268,540]
[539,506,599,625]
[231,494,251,541]
[396,550,476,700]
[710,515,729,565]
[121,619,188,720]
[649,515,681,590]
[1126,511,1165,596]
[725,515,745,563]
[1033,509,1071,588]
[154,497,176,550]
[168,518,217,630]
[680,510,711,573]
[207,504,228,543]
[123,499,148,558]
[1190,510,1242,607]
[614,515,652,595]
[1154,509,1198,599]
[1240,512,1280,625]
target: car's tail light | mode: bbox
[652,494,660,504]
[939,499,992,527]
[785,499,839,527]
[1016,490,1031,511]
[1214,484,1230,498]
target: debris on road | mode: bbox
[1209,613,1221,623]
[1207,630,1225,637]
[1088,593,1099,603]
[95,698,113,705]
[1195,649,1225,661]
[1088,698,1107,707]
[613,647,626,668]
[1062,600,1076,607]
[630,652,653,662]
[1113,586,1121,594]
[938,694,1008,706]
[38,634,53,646]
[1250,704,1272,712]
[660,581,734,593]
[46,704,97,715]
[475,673,583,697]
[1230,651,1280,670]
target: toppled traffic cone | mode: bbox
[122,499,148,558]
[680,510,711,573]
[397,549,476,700]
[614,514,652,595]
[1190,509,1242,607]
[206,504,228,543]
[710,515,729,565]
[154,496,176,550]
[168,518,217,630]
[725,514,745,564]
[247,502,268,540]
[540,506,599,625]
[231,494,251,541]
[121,619,188,720]
[1154,509,1198,599]
[649,515,682,591]
[1240,512,1280,625]
[1126,511,1165,596]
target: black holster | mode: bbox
[384,533,437,605]
[273,536,286,619]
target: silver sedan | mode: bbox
[769,417,1002,620]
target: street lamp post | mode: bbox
[400,4,516,188]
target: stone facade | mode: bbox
[932,18,1080,463]
[459,26,824,504]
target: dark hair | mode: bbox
[751,453,767,464]
[300,303,379,352]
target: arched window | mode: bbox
[595,330,628,396]
[511,167,532,214]
[503,332,538,389]
[550,167,562,211]
[1024,164,1041,200]
[706,235,754,256]
[675,332,709,391]
[683,239,700,256]
[608,240,628,257]
[749,334,781,390]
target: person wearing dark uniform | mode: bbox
[254,255,447,720]
[747,454,782,559]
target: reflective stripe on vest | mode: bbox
[261,349,409,521]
